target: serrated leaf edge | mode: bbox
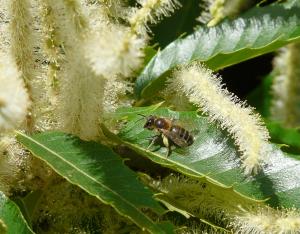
[16,131,171,234]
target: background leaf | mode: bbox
[0,219,6,234]
[150,0,200,48]
[0,191,34,234]
[17,131,174,234]
[247,73,300,154]
[135,5,300,99]
[247,74,274,118]
[109,106,300,209]
[266,121,300,155]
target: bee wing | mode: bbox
[159,129,189,148]
[171,118,200,136]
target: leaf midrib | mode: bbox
[125,141,228,186]
[17,132,161,232]
[123,140,266,204]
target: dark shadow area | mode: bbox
[219,53,274,100]
[150,0,201,48]
[115,145,172,179]
[253,170,280,207]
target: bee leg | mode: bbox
[162,134,171,157]
[170,117,178,123]
[147,134,161,150]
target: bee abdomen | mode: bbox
[170,125,180,134]
[171,126,194,146]
[182,129,194,146]
[186,134,194,146]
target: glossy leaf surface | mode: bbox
[0,192,34,234]
[135,5,300,99]
[17,131,174,234]
[111,107,300,209]
[266,121,300,155]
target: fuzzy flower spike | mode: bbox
[168,63,270,174]
[86,0,180,78]
[231,206,300,233]
[0,54,30,132]
[129,0,181,34]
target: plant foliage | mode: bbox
[0,192,34,234]
[135,4,300,99]
[16,131,174,234]
[106,106,300,209]
[1,0,300,233]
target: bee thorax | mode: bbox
[155,118,171,129]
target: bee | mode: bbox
[139,115,194,156]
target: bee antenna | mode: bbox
[137,114,146,118]
[135,114,147,123]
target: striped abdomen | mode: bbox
[166,125,194,147]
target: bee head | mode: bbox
[144,115,156,129]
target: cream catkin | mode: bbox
[49,0,107,140]
[206,0,253,26]
[9,0,38,131]
[0,0,10,55]
[8,0,52,133]
[103,77,133,113]
[0,136,29,195]
[271,43,300,127]
[85,0,145,78]
[9,0,35,85]
[149,174,255,219]
[85,25,145,78]
[86,0,180,78]
[85,0,181,115]
[98,0,130,20]
[129,0,181,34]
[231,206,300,234]
[26,0,56,132]
[169,63,270,174]
[40,0,63,105]
[0,54,30,132]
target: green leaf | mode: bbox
[109,106,300,209]
[266,121,300,155]
[144,46,157,66]
[13,190,43,228]
[135,5,300,99]
[247,74,273,118]
[150,0,200,48]
[248,74,300,154]
[16,131,174,234]
[0,219,7,234]
[282,0,300,8]
[0,191,34,234]
[154,195,231,233]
